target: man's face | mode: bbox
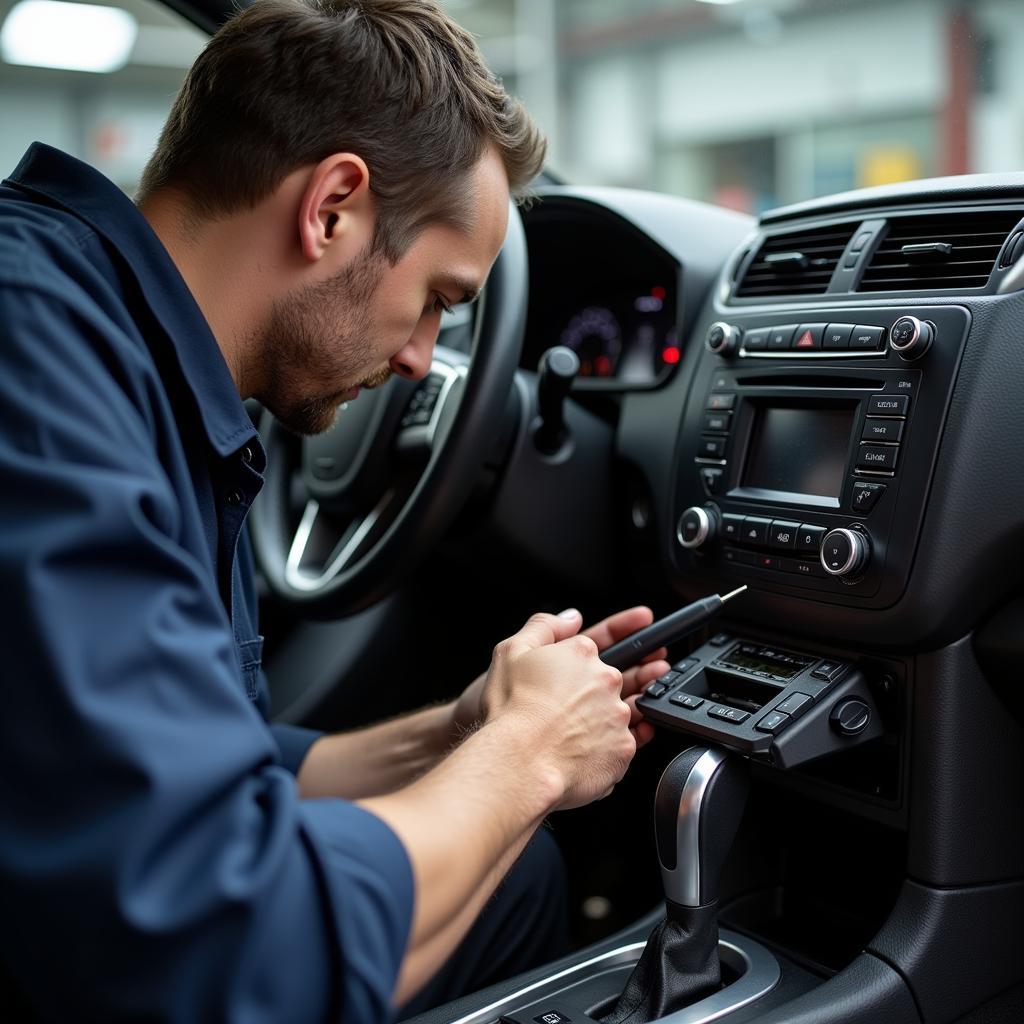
[255,148,510,436]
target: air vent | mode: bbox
[859,211,1022,292]
[734,223,856,298]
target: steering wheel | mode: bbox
[250,204,527,620]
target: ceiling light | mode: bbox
[1,0,137,74]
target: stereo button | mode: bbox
[862,418,904,442]
[769,520,800,550]
[698,436,727,459]
[703,411,732,434]
[857,445,899,471]
[851,481,886,512]
[823,323,854,349]
[868,394,909,416]
[795,524,826,555]
[767,326,795,350]
[707,393,736,411]
[850,325,886,350]
[739,516,771,546]
[744,328,769,351]
[721,514,745,541]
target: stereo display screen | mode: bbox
[742,403,855,500]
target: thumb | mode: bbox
[512,608,582,651]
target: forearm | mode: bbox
[296,701,457,799]
[358,715,562,1005]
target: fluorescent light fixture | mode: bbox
[1,0,137,74]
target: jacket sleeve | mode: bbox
[0,284,413,1023]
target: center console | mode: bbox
[671,305,970,608]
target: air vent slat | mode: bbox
[734,222,857,298]
[859,211,1022,292]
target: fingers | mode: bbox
[621,658,671,698]
[582,605,654,650]
[506,609,583,653]
[625,694,657,749]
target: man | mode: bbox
[0,0,670,1020]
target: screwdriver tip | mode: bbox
[720,585,748,603]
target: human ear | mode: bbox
[296,153,372,263]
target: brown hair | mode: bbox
[137,0,545,261]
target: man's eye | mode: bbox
[429,295,453,316]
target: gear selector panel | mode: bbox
[638,634,881,768]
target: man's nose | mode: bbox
[389,319,440,381]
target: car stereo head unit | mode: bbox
[672,305,970,608]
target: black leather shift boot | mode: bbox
[600,900,720,1024]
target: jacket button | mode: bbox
[241,445,254,464]
[225,490,244,507]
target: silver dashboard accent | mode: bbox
[820,527,869,577]
[446,929,780,1024]
[659,748,729,907]
[739,347,888,360]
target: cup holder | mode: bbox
[448,927,780,1024]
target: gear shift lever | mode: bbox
[602,747,748,1024]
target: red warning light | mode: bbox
[651,285,667,301]
[662,346,681,365]
[595,355,612,376]
[795,330,815,349]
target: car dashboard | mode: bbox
[454,177,1024,1024]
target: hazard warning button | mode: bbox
[792,323,825,350]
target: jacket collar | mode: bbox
[5,143,257,458]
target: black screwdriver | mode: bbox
[599,586,748,671]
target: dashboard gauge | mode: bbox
[560,306,622,377]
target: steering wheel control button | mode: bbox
[823,323,855,349]
[857,444,899,471]
[793,323,825,350]
[706,392,736,411]
[850,325,886,351]
[769,520,800,550]
[677,506,714,549]
[703,411,732,433]
[868,394,909,416]
[739,516,771,547]
[706,321,742,356]
[795,524,826,556]
[830,699,872,736]
[862,418,904,442]
[821,528,870,577]
[743,327,769,351]
[851,481,887,512]
[889,315,934,360]
[721,514,744,542]
[698,436,727,459]
[699,467,724,495]
[767,325,795,350]
[775,692,813,718]
[401,375,444,428]
[811,660,849,683]
[755,710,790,734]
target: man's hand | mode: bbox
[451,605,670,751]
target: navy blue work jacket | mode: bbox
[0,144,413,1023]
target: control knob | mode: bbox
[677,506,717,549]
[820,528,870,577]
[830,699,872,737]
[705,322,742,357]
[889,316,934,360]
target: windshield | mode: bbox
[0,0,1017,210]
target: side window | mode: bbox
[0,0,207,194]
